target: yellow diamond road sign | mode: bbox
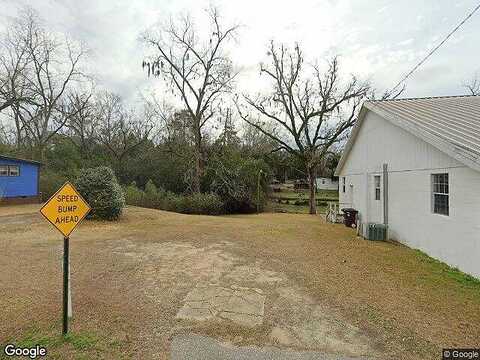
[40,182,91,237]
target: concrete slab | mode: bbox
[176,283,266,328]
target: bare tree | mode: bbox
[0,120,12,145]
[241,121,278,156]
[237,41,369,214]
[4,8,88,159]
[141,7,239,192]
[63,89,96,156]
[0,9,38,146]
[0,43,29,113]
[0,14,31,114]
[216,107,240,150]
[95,91,154,172]
[464,74,480,95]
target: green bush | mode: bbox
[124,181,144,204]
[144,179,158,197]
[124,181,224,215]
[75,166,125,220]
[174,193,224,215]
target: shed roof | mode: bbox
[335,95,480,175]
[0,154,42,165]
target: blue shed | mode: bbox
[0,155,42,204]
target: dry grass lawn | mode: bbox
[0,204,479,359]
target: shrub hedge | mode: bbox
[124,182,224,215]
[75,166,125,220]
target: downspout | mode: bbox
[363,172,369,238]
[383,163,389,239]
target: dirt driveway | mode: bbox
[1,205,479,359]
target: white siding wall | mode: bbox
[315,177,339,191]
[339,111,480,278]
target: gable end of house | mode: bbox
[335,96,480,175]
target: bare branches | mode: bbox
[0,7,88,156]
[368,84,406,101]
[238,41,369,213]
[63,89,96,154]
[95,91,154,165]
[142,9,238,119]
[464,74,480,95]
[240,42,369,160]
[0,8,36,116]
[141,7,238,192]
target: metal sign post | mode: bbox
[63,236,69,335]
[40,182,91,336]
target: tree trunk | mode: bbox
[307,166,317,215]
[14,107,23,149]
[38,143,47,163]
[193,150,202,193]
[192,124,204,193]
[116,155,125,183]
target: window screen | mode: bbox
[0,165,8,176]
[342,177,346,193]
[432,173,449,216]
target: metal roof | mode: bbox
[335,95,480,175]
[0,155,42,165]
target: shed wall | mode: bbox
[315,177,339,191]
[0,159,39,198]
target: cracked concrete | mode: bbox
[176,283,266,327]
[135,241,376,357]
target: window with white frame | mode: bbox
[0,165,8,176]
[342,177,346,193]
[432,173,449,216]
[374,175,381,200]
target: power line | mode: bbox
[390,2,480,93]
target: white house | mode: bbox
[335,95,480,278]
[315,177,339,191]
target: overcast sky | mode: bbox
[2,0,480,103]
